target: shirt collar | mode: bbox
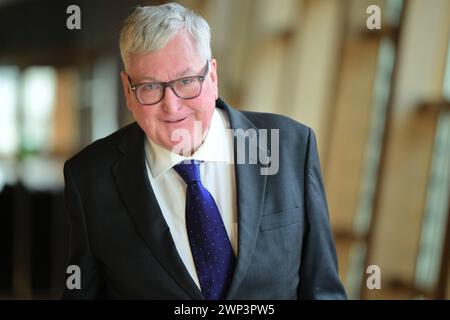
[145,108,233,179]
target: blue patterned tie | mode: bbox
[173,160,235,300]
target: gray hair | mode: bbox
[119,2,211,69]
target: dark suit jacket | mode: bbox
[62,98,347,299]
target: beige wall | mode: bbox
[366,0,450,299]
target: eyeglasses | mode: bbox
[127,60,210,106]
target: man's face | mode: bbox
[120,32,218,154]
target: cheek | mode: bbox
[188,100,214,124]
[189,86,217,116]
[132,106,158,129]
[204,80,218,100]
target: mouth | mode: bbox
[163,115,189,124]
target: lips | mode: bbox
[162,115,189,123]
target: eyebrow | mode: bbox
[176,67,195,77]
[139,67,195,82]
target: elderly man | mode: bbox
[63,2,346,300]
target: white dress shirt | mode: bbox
[144,108,238,289]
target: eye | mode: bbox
[180,78,196,86]
[142,83,160,91]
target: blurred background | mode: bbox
[0,0,449,300]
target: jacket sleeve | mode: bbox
[297,128,347,299]
[62,161,105,299]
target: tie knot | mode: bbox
[173,161,201,185]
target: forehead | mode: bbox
[126,33,205,82]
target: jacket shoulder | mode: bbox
[241,110,311,136]
[65,122,140,170]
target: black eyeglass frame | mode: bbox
[127,60,210,106]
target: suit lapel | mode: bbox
[219,100,268,299]
[112,124,203,299]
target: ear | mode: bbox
[209,58,219,100]
[120,71,133,110]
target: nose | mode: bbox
[160,85,181,114]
